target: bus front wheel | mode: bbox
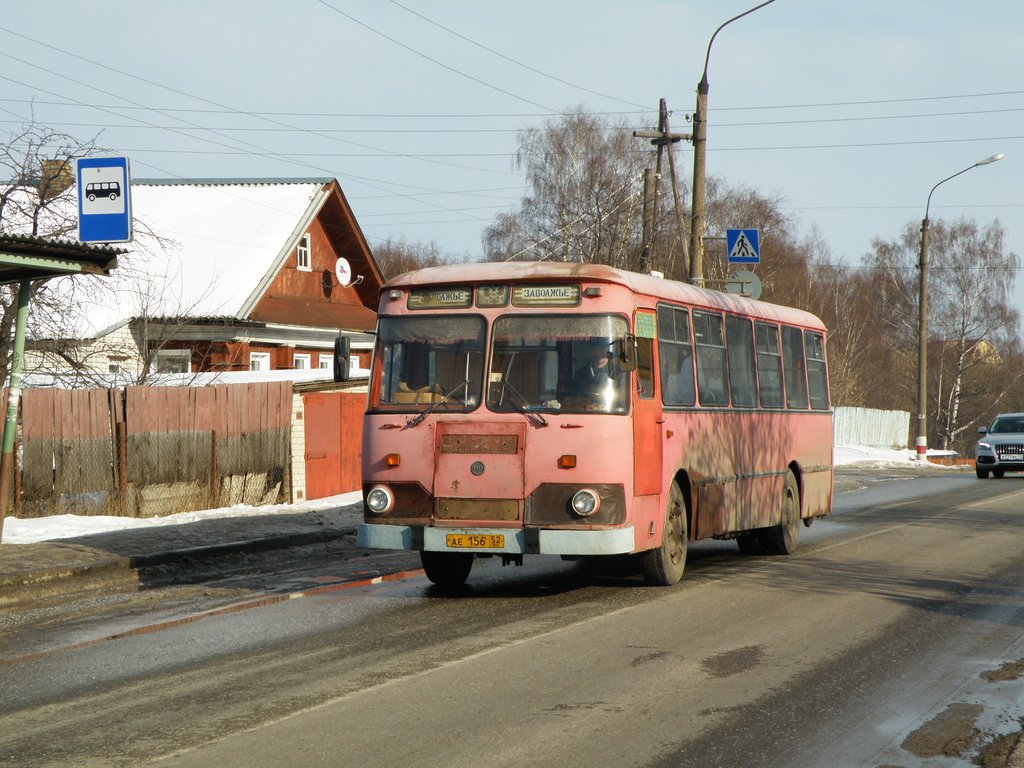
[762,469,800,556]
[640,480,688,586]
[421,551,474,586]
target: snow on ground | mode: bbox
[2,491,364,545]
[1,446,954,545]
[833,445,957,468]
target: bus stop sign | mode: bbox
[77,156,132,243]
[726,228,760,264]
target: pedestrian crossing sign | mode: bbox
[726,228,760,264]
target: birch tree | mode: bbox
[482,108,651,270]
[867,218,1022,453]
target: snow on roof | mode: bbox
[36,179,330,339]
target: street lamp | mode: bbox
[689,0,775,287]
[915,152,1004,460]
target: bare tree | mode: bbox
[2,117,226,388]
[866,217,1022,452]
[0,118,102,384]
[372,237,453,281]
[482,108,649,269]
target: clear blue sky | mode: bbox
[2,1,1022,317]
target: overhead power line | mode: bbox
[312,0,556,113]
[386,0,649,111]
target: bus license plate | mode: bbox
[446,533,505,549]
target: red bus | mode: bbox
[357,262,833,586]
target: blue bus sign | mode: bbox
[726,228,760,264]
[77,157,132,243]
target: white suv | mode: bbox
[975,413,1024,479]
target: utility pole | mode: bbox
[633,98,691,277]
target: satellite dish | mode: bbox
[725,269,762,300]
[334,257,352,287]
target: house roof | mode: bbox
[42,178,338,338]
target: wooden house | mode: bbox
[26,177,383,385]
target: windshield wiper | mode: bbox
[407,379,471,428]
[495,380,548,427]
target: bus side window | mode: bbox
[754,322,784,408]
[693,310,727,406]
[781,325,809,409]
[804,331,830,410]
[725,315,756,408]
[657,305,695,407]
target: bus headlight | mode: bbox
[570,489,601,517]
[366,485,395,515]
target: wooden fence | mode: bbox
[14,381,293,519]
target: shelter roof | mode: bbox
[0,233,122,284]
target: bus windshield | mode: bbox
[371,315,486,412]
[488,314,629,414]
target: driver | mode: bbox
[568,337,619,406]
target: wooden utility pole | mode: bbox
[633,98,691,278]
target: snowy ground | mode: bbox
[0,447,949,545]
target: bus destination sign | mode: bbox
[512,284,581,307]
[408,287,473,310]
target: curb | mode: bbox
[0,528,354,607]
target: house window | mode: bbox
[294,353,311,370]
[250,352,271,371]
[297,233,311,271]
[318,354,332,370]
[155,349,191,374]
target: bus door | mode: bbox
[632,310,662,496]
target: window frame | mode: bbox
[693,310,728,407]
[657,304,696,408]
[804,331,830,410]
[154,348,192,374]
[250,351,271,371]
[754,321,784,409]
[725,315,757,408]
[297,233,311,272]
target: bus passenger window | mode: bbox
[726,315,756,408]
[755,322,784,408]
[693,311,727,406]
[658,306,695,407]
[781,325,809,409]
[805,331,830,410]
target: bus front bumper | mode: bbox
[357,523,635,556]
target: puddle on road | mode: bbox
[700,644,765,678]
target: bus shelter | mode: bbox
[0,234,122,540]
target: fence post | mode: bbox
[210,429,219,509]
[117,421,128,515]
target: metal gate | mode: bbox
[303,391,364,500]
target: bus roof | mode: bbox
[384,261,827,331]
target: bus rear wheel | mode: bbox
[640,480,688,586]
[421,551,474,586]
[761,469,800,556]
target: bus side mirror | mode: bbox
[618,334,637,372]
[333,334,350,382]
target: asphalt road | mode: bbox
[5,470,1024,768]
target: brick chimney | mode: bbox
[38,158,74,201]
